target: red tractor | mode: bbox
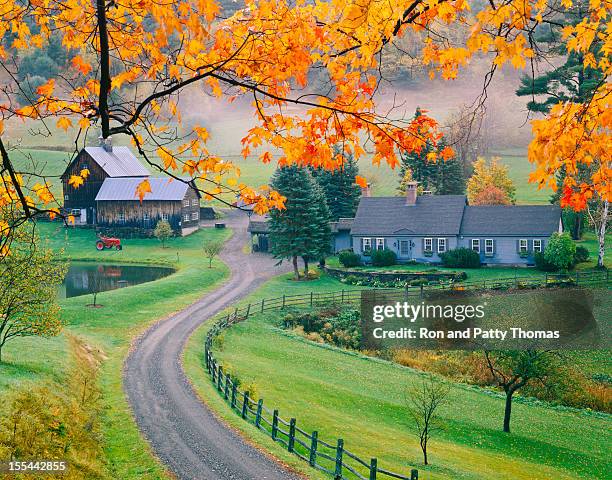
[96,236,122,251]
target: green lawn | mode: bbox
[0,222,232,479]
[184,272,611,480]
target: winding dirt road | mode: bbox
[123,210,299,480]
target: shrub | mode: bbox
[371,248,397,266]
[544,232,576,271]
[534,251,558,272]
[338,250,361,267]
[439,248,481,268]
[574,245,590,263]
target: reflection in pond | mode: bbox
[60,263,174,298]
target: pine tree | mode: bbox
[310,149,361,221]
[269,165,331,280]
[516,0,601,239]
[399,114,465,195]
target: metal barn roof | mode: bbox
[95,177,192,201]
[84,146,150,177]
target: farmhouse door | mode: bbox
[399,240,412,259]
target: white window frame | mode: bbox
[533,239,542,252]
[184,213,190,222]
[485,239,494,256]
[519,239,528,253]
[118,212,126,223]
[471,238,480,253]
[362,238,372,253]
[424,238,433,252]
[375,238,385,251]
[183,199,190,207]
[191,212,199,220]
[437,238,447,253]
[143,213,150,221]
[161,213,169,221]
[192,198,199,207]
[64,194,69,201]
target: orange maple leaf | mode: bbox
[355,175,368,188]
[135,179,152,203]
[71,55,92,75]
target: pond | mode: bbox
[60,262,175,299]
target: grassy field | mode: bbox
[184,272,611,480]
[0,222,232,479]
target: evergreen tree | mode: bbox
[399,113,465,195]
[310,149,361,221]
[269,165,331,280]
[516,0,601,239]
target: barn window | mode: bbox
[192,199,198,207]
[184,213,189,222]
[161,213,169,221]
[143,213,150,221]
[118,213,126,223]
[191,212,198,220]
[183,199,190,207]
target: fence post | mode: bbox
[234,307,238,320]
[282,294,286,308]
[334,438,344,479]
[271,410,279,440]
[224,374,230,399]
[309,431,318,467]
[255,399,263,429]
[241,392,249,419]
[369,458,377,480]
[211,360,217,382]
[231,383,237,409]
[204,345,209,371]
[410,469,418,480]
[261,298,265,312]
[288,418,296,452]
[246,303,251,317]
[217,365,223,391]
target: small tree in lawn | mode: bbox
[406,375,450,466]
[0,227,67,363]
[544,232,576,271]
[484,350,560,433]
[154,220,172,248]
[202,240,224,268]
[269,165,331,280]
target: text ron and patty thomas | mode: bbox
[369,301,561,341]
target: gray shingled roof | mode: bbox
[85,146,149,177]
[95,177,191,201]
[247,215,270,234]
[330,217,354,233]
[460,205,561,236]
[351,196,467,236]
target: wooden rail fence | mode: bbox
[204,269,609,480]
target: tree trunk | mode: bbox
[572,213,582,240]
[421,439,428,465]
[302,256,309,277]
[503,390,513,433]
[597,200,608,268]
[96,0,111,138]
[208,257,213,268]
[292,256,300,280]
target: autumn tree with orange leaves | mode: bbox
[0,0,609,263]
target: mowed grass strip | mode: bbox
[211,317,610,480]
[0,222,232,480]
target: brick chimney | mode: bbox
[405,181,418,205]
[360,183,371,197]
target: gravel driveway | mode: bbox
[123,210,300,480]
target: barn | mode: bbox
[61,139,201,236]
[95,177,201,236]
[61,138,149,225]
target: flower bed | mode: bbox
[324,266,467,287]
